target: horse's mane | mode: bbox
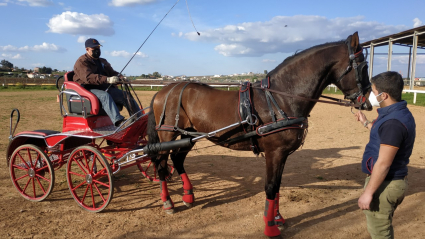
[268,40,344,76]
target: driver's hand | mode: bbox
[107,76,119,84]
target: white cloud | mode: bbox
[413,18,423,28]
[179,32,183,37]
[262,59,276,63]
[17,0,53,7]
[77,36,88,43]
[109,50,148,58]
[0,43,66,52]
[185,15,408,57]
[47,11,115,36]
[1,53,23,59]
[0,3,7,6]
[109,0,158,7]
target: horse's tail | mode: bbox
[147,92,160,146]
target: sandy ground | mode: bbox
[0,90,424,239]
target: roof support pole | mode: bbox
[368,43,375,80]
[387,38,393,71]
[407,47,412,79]
[409,31,418,90]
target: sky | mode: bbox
[1,0,425,77]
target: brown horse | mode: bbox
[146,32,372,237]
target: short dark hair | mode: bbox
[371,71,404,101]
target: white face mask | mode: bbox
[368,92,383,107]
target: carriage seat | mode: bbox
[63,71,101,116]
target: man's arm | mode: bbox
[358,145,398,210]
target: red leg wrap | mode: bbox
[160,181,174,210]
[274,193,286,226]
[181,173,194,204]
[263,199,281,237]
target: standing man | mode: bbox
[74,38,139,127]
[355,71,416,238]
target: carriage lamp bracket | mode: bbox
[9,108,20,142]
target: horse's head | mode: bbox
[334,32,372,111]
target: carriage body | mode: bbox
[6,72,173,212]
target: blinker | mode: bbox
[357,95,366,104]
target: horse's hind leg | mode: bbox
[170,142,195,208]
[263,150,289,237]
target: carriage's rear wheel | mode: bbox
[66,146,113,212]
[9,144,55,202]
[137,158,174,182]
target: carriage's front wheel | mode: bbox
[9,144,55,202]
[66,146,114,212]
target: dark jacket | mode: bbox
[362,101,416,179]
[73,53,119,90]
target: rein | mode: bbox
[250,85,356,107]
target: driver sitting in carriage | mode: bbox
[73,38,140,127]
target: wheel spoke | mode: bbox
[35,177,46,194]
[32,178,36,198]
[68,171,85,178]
[74,157,88,174]
[92,167,107,179]
[82,150,90,173]
[17,152,30,168]
[12,163,29,171]
[36,173,51,183]
[82,184,90,203]
[90,185,95,208]
[71,180,86,191]
[35,164,49,172]
[92,179,110,188]
[27,148,34,167]
[90,155,96,173]
[14,173,29,182]
[93,183,106,203]
[22,177,31,193]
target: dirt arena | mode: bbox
[0,90,424,239]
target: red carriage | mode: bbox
[6,71,173,212]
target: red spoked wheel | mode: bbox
[137,157,174,182]
[9,144,55,202]
[66,146,113,212]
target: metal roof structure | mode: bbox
[361,25,425,89]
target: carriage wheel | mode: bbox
[136,158,174,182]
[9,144,55,202]
[66,146,114,212]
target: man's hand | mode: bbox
[107,76,119,84]
[354,110,368,125]
[358,191,373,210]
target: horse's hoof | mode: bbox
[164,208,175,214]
[183,201,193,208]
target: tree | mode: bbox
[264,70,268,74]
[152,71,161,78]
[39,66,52,74]
[1,59,13,69]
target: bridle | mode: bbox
[335,38,371,108]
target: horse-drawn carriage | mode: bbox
[7,32,372,237]
[6,71,174,212]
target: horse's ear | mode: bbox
[351,31,359,49]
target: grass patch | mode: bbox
[0,85,57,91]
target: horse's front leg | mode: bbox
[263,149,288,237]
[156,154,175,214]
[170,143,195,208]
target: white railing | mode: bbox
[403,90,425,104]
